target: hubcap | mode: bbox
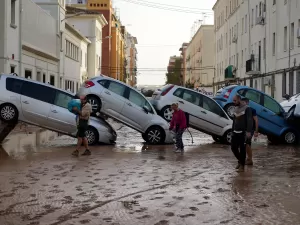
[86,130,96,144]
[88,99,99,111]
[147,129,161,143]
[163,108,173,121]
[285,132,296,144]
[226,131,232,143]
[1,106,15,120]
[227,106,235,117]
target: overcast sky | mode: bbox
[113,0,216,85]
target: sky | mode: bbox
[113,0,216,85]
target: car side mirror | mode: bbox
[143,106,149,113]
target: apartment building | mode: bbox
[213,0,300,100]
[125,32,138,86]
[185,25,215,88]
[179,43,188,84]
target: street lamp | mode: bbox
[61,12,85,22]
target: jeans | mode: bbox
[231,132,247,166]
[175,129,184,150]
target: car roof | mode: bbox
[1,73,75,96]
[91,74,138,90]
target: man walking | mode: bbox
[242,98,259,165]
[231,95,253,172]
[72,95,92,157]
[169,103,187,153]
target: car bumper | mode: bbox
[151,99,165,111]
[99,130,117,144]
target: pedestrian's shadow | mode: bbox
[231,169,254,197]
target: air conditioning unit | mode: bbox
[232,35,238,43]
[297,28,300,39]
[256,16,265,25]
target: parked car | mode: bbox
[76,75,173,145]
[150,84,233,144]
[214,85,300,144]
[0,74,117,145]
[280,93,300,119]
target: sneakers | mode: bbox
[82,149,91,156]
[72,149,91,156]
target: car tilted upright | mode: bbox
[77,75,173,145]
[151,84,233,144]
[0,74,117,145]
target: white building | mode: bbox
[213,0,300,100]
[0,0,60,86]
[185,25,215,88]
[125,32,138,86]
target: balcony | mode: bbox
[245,55,261,75]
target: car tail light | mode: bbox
[223,89,233,99]
[161,85,174,96]
[84,81,95,88]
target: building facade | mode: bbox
[213,0,300,100]
[185,25,215,88]
[125,33,138,86]
[179,43,188,85]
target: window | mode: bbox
[97,79,108,87]
[298,20,300,46]
[251,9,254,27]
[263,38,266,59]
[128,89,153,113]
[36,71,41,82]
[291,22,294,49]
[272,32,276,55]
[202,96,223,116]
[242,17,244,34]
[241,50,243,67]
[11,0,16,25]
[245,15,247,33]
[282,73,287,95]
[107,81,126,96]
[50,75,55,86]
[245,90,261,103]
[25,70,32,79]
[10,65,15,73]
[264,95,281,114]
[182,90,201,106]
[284,26,287,51]
[65,40,79,61]
[85,53,87,67]
[173,88,183,97]
[43,73,46,83]
[21,81,55,104]
[54,91,73,109]
[273,0,276,5]
[6,78,23,94]
[289,72,294,96]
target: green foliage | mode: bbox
[185,79,195,89]
[165,58,182,85]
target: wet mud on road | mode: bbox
[1,126,300,224]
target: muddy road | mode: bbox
[0,125,300,225]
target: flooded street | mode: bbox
[1,124,300,225]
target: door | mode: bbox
[20,81,55,127]
[122,88,155,132]
[201,95,230,135]
[173,88,209,132]
[48,91,77,134]
[100,80,126,119]
[260,94,285,136]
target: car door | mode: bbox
[20,81,55,127]
[47,91,77,134]
[100,80,126,119]
[173,88,210,131]
[201,95,230,135]
[260,94,285,136]
[122,88,155,132]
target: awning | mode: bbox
[224,65,235,79]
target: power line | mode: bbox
[119,0,214,14]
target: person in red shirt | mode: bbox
[169,103,187,153]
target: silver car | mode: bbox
[77,75,173,145]
[0,74,117,145]
[281,93,300,119]
[151,84,233,144]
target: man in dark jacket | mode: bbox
[231,95,253,172]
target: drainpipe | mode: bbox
[288,0,291,69]
[18,0,23,76]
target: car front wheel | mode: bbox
[85,127,99,145]
[282,130,298,145]
[160,106,173,122]
[145,126,165,144]
[224,104,235,119]
[222,130,232,144]
[0,104,18,122]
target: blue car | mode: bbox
[214,85,300,145]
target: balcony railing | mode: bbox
[245,57,261,75]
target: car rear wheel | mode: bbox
[222,130,232,144]
[0,104,18,122]
[87,95,102,113]
[85,127,99,145]
[282,130,298,145]
[224,104,235,119]
[160,105,173,122]
[145,126,165,144]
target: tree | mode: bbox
[185,79,195,89]
[165,58,181,85]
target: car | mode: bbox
[150,84,233,144]
[76,75,173,145]
[0,74,117,145]
[280,93,300,119]
[214,85,300,144]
